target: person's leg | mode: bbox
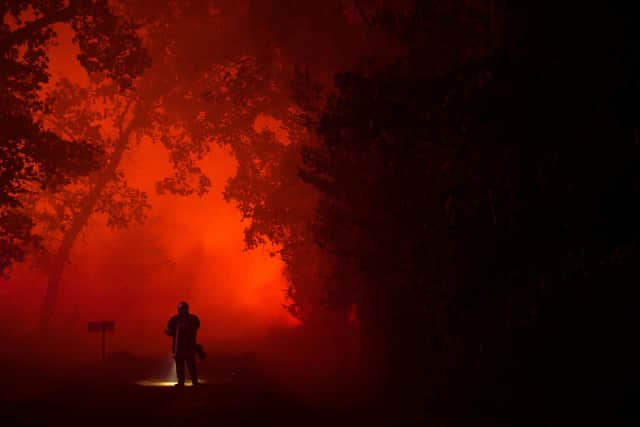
[175,356,186,385]
[186,354,198,385]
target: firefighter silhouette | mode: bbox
[165,301,203,387]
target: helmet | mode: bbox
[177,301,189,314]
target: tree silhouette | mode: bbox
[217,0,640,418]
[35,0,308,329]
[298,1,640,418]
[0,1,149,277]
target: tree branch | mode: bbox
[0,4,77,55]
[353,0,372,28]
[116,96,136,137]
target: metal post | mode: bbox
[88,321,114,362]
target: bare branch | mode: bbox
[353,0,372,28]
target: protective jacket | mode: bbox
[165,314,200,356]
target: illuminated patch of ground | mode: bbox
[134,379,207,387]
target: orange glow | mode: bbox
[47,24,90,86]
[0,22,299,362]
[253,114,291,145]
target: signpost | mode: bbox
[88,321,115,361]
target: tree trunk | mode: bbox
[40,112,136,332]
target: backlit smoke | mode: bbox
[0,22,298,362]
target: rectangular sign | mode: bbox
[88,321,115,332]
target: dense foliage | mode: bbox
[0,0,149,276]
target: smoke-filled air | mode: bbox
[2,1,640,426]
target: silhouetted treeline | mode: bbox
[293,2,640,421]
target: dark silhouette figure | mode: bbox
[165,301,200,387]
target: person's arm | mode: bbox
[193,315,200,331]
[165,317,176,336]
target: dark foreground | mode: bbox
[2,352,639,427]
[0,353,390,427]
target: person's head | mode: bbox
[177,301,189,316]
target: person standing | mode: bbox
[165,301,200,387]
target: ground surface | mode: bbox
[0,354,386,427]
[4,352,637,427]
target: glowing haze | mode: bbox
[0,23,298,362]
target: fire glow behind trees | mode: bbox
[1,2,640,424]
